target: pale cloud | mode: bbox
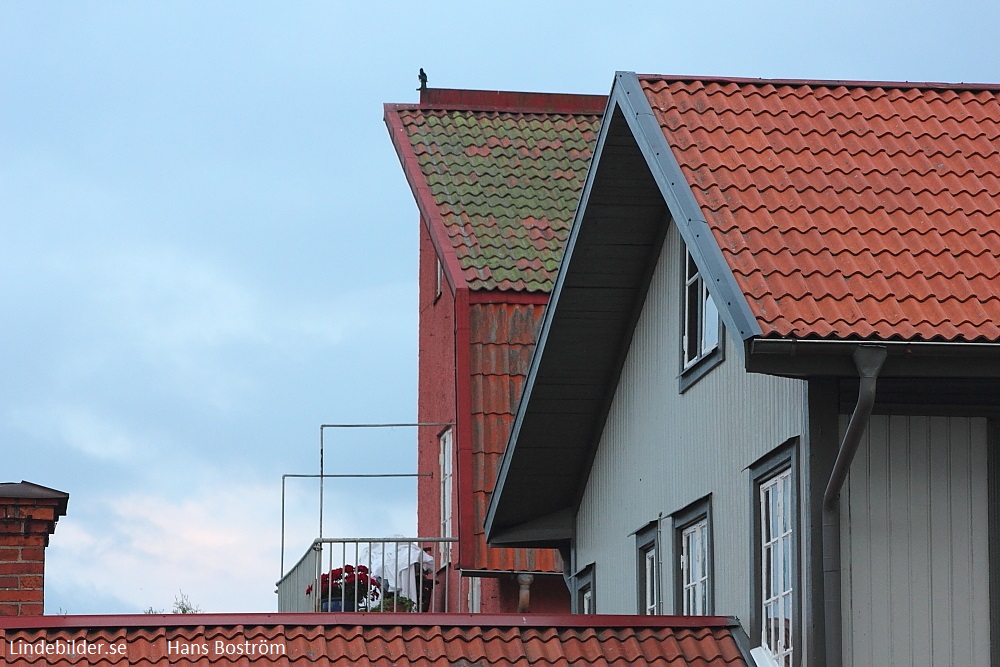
[48,483,301,613]
[46,480,416,614]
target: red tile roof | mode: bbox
[0,613,752,666]
[386,89,604,292]
[469,302,559,573]
[640,76,1000,342]
[388,89,604,578]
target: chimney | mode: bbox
[0,481,69,616]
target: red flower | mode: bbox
[306,564,381,598]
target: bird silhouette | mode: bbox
[417,68,428,92]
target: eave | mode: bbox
[747,337,1000,379]
[485,73,762,546]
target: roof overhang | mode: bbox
[485,73,762,546]
[487,72,1000,546]
[747,338,1000,378]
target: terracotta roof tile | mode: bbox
[0,615,752,666]
[469,303,560,573]
[640,76,1000,341]
[391,98,602,292]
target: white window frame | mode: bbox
[673,495,713,615]
[575,564,595,615]
[759,466,794,667]
[682,252,720,370]
[681,517,710,615]
[439,427,453,565]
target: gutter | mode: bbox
[822,344,887,667]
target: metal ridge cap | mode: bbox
[635,73,1000,91]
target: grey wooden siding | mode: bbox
[574,223,805,625]
[841,414,990,667]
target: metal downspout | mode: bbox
[822,345,886,667]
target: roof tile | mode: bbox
[0,615,750,667]
[394,106,602,292]
[468,302,560,573]
[641,76,1000,341]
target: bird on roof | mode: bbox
[417,68,427,92]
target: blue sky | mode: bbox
[2,1,998,614]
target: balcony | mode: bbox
[277,537,456,613]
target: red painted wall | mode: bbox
[416,220,461,611]
[474,576,570,614]
[416,222,569,614]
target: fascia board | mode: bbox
[613,72,763,345]
[485,82,622,541]
[383,103,464,294]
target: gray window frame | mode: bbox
[679,250,724,392]
[750,439,799,667]
[636,521,659,615]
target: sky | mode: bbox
[2,1,999,614]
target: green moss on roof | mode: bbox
[401,109,601,292]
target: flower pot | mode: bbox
[321,596,356,612]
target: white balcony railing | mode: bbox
[276,537,456,613]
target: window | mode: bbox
[636,522,659,615]
[434,257,443,301]
[683,252,719,368]
[575,564,595,614]
[439,428,453,564]
[681,520,709,613]
[680,251,723,390]
[672,496,712,615]
[751,444,797,667]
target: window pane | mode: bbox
[759,467,793,667]
[702,289,719,353]
[681,516,710,615]
[685,280,701,364]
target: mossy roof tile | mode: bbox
[394,101,602,292]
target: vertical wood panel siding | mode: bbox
[575,223,805,626]
[841,415,989,666]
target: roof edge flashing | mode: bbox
[395,88,607,114]
[612,72,762,347]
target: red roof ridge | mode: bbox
[636,72,1000,92]
[388,87,606,114]
[0,612,741,631]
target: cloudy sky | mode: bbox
[2,2,998,614]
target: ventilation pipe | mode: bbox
[822,345,887,667]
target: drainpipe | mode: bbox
[822,345,886,667]
[517,573,534,613]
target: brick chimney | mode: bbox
[0,481,69,616]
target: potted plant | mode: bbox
[306,564,380,612]
[368,594,417,613]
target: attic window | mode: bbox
[680,251,724,391]
[683,252,719,366]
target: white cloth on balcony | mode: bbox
[362,541,434,602]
